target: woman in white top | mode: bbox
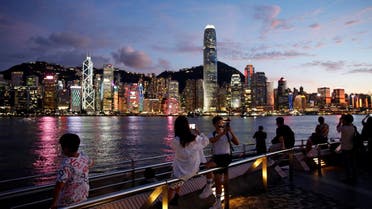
[169,115,209,205]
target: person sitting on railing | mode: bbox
[50,133,94,209]
[199,116,240,209]
[315,116,329,144]
[168,116,209,206]
[269,117,295,152]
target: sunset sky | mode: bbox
[0,0,371,94]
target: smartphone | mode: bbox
[189,123,196,129]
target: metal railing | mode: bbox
[0,143,256,208]
[60,148,296,209]
[4,139,356,209]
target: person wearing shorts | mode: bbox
[199,116,239,209]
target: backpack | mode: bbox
[353,126,363,151]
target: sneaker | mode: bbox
[209,200,222,209]
[199,184,213,199]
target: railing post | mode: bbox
[162,185,168,209]
[223,168,229,209]
[243,144,246,156]
[262,156,268,191]
[317,147,322,177]
[289,149,294,182]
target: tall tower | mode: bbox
[230,74,242,109]
[203,24,218,112]
[82,56,95,113]
[102,64,114,114]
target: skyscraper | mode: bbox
[102,64,114,114]
[203,24,217,112]
[230,74,242,109]
[82,56,95,113]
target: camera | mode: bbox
[189,123,196,129]
[225,122,230,128]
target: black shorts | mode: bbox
[212,154,232,173]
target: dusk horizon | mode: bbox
[0,0,371,94]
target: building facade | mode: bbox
[203,24,218,112]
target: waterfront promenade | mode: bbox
[157,162,372,209]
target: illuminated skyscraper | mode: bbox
[253,72,267,107]
[203,24,217,112]
[244,65,254,87]
[243,64,254,110]
[82,56,95,113]
[42,74,57,112]
[11,71,24,86]
[266,81,274,110]
[230,74,242,109]
[276,77,289,110]
[70,86,82,112]
[102,64,114,114]
[332,89,346,107]
[317,87,331,106]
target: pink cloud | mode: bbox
[112,46,152,69]
[253,5,292,37]
[303,60,345,71]
[309,23,321,30]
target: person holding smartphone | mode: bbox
[168,116,209,205]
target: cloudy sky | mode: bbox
[0,0,371,93]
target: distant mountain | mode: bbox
[1,61,81,82]
[158,61,244,92]
[1,61,244,93]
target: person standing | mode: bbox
[51,133,94,209]
[361,114,372,168]
[273,117,295,149]
[199,116,239,209]
[253,126,267,155]
[169,116,209,205]
[315,116,329,144]
[337,114,357,183]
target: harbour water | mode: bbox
[0,115,366,181]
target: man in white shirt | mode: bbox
[199,116,239,209]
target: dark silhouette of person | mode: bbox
[272,117,295,149]
[362,114,372,168]
[337,114,357,183]
[315,116,329,144]
[253,126,267,154]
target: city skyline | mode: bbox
[0,0,371,94]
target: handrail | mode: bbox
[0,143,256,186]
[60,148,296,209]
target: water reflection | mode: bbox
[33,117,59,184]
[163,116,175,162]
[1,115,362,184]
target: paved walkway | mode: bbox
[228,166,372,209]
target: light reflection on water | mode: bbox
[0,115,366,183]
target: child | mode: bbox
[51,133,93,209]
